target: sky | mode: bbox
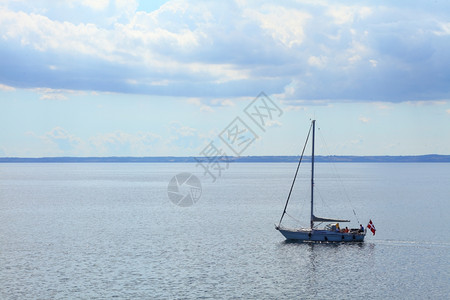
[1,0,449,157]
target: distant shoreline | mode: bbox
[1,155,449,163]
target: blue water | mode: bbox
[0,163,449,299]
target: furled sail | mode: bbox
[312,214,350,223]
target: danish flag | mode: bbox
[367,219,376,235]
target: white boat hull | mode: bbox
[277,227,365,242]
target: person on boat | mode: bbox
[359,224,364,233]
[336,223,340,232]
[344,227,349,233]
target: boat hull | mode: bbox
[277,227,365,242]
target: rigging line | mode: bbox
[318,129,360,224]
[284,212,302,224]
[278,122,313,227]
[315,185,332,215]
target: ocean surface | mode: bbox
[0,163,449,299]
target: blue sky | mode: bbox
[0,0,449,157]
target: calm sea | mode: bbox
[0,163,449,299]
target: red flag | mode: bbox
[367,220,376,235]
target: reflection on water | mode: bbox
[273,241,378,299]
[0,163,449,299]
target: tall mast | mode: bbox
[310,120,315,229]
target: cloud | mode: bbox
[266,120,282,128]
[433,22,450,36]
[372,102,392,110]
[326,5,372,25]
[3,0,139,26]
[358,116,370,123]
[217,99,235,107]
[405,100,448,106]
[369,59,378,67]
[247,4,311,48]
[81,0,110,11]
[200,105,214,113]
[187,98,214,112]
[187,97,238,113]
[169,121,196,137]
[0,83,15,91]
[308,56,328,69]
[283,105,307,112]
[34,88,69,100]
[167,121,207,151]
[89,131,162,156]
[1,1,450,102]
[20,122,230,157]
[40,127,83,154]
[26,126,164,156]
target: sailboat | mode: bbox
[275,120,366,242]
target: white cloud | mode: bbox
[0,83,15,91]
[32,88,81,100]
[358,116,370,123]
[170,121,196,137]
[372,102,392,110]
[284,105,307,112]
[38,90,68,101]
[167,121,207,151]
[211,98,235,107]
[40,94,68,101]
[405,100,448,106]
[187,97,237,113]
[266,120,282,127]
[433,22,450,36]
[308,56,328,69]
[0,8,114,59]
[327,5,372,25]
[40,127,83,154]
[220,99,235,107]
[89,131,162,156]
[187,98,214,112]
[81,0,110,11]
[187,98,202,106]
[45,127,77,140]
[200,105,214,113]
[1,1,450,103]
[26,126,164,156]
[248,5,311,48]
[350,138,363,145]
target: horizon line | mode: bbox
[1,154,449,163]
[1,154,449,158]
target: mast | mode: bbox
[310,120,315,229]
